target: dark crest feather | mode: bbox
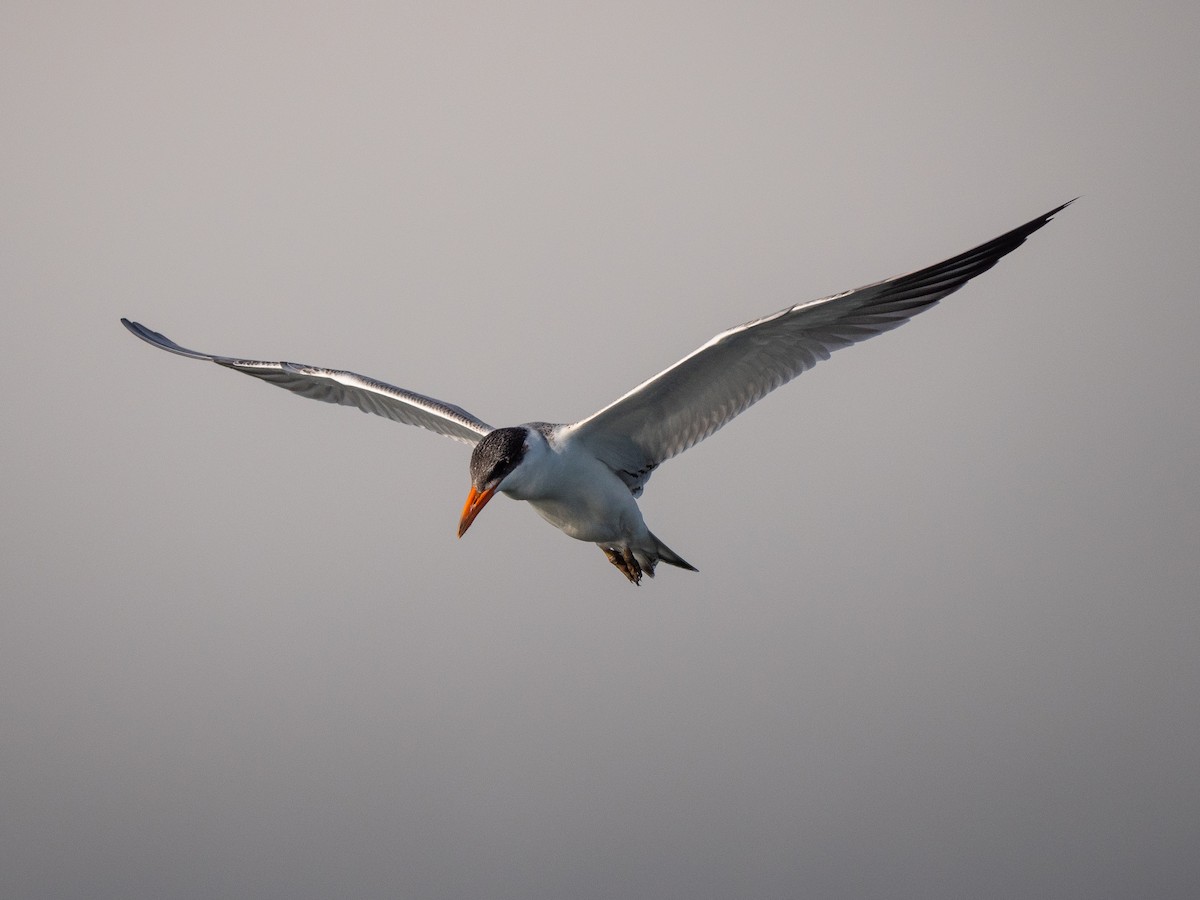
[469,427,528,488]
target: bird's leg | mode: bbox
[601,546,643,585]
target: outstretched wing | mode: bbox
[121,319,493,445]
[561,202,1071,493]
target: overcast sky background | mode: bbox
[4,3,1199,898]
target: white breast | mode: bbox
[499,428,649,545]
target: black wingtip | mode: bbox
[121,317,152,342]
[121,317,153,340]
[1043,197,1077,221]
[120,318,214,360]
[1005,198,1076,251]
[121,317,167,347]
[1015,198,1075,239]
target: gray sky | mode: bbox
[4,2,1198,898]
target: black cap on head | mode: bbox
[468,427,528,490]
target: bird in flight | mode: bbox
[123,202,1069,584]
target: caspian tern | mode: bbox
[123,202,1069,583]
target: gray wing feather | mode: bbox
[562,202,1071,492]
[121,319,493,445]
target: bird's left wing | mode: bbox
[561,202,1070,493]
[122,319,493,444]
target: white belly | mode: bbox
[500,444,648,545]
[526,491,644,543]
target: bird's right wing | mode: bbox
[560,202,1070,491]
[121,319,493,445]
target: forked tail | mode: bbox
[651,532,698,573]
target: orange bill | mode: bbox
[458,485,496,537]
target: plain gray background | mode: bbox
[4,2,1198,898]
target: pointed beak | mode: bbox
[458,485,496,537]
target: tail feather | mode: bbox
[649,532,698,573]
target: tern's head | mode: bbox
[458,426,529,537]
